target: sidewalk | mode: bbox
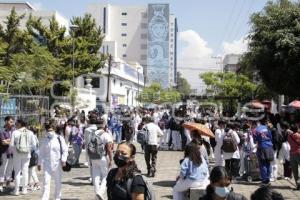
[0,144,300,199]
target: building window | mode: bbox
[121,33,127,37]
[122,54,127,58]
[140,54,147,60]
[113,79,116,85]
[120,82,123,87]
[141,44,147,49]
[141,23,147,29]
[141,34,147,39]
[84,77,100,88]
[123,44,127,47]
[122,12,127,16]
[121,23,127,26]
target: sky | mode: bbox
[29,0,272,90]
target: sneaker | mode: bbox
[270,178,276,182]
[83,162,89,167]
[27,185,33,191]
[21,189,28,195]
[33,185,41,191]
[11,191,20,196]
[0,185,3,192]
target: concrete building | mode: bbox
[0,1,68,30]
[86,3,177,88]
[223,54,242,72]
[75,59,144,110]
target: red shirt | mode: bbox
[288,132,300,155]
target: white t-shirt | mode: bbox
[144,122,163,145]
[95,130,113,154]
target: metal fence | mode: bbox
[0,94,49,128]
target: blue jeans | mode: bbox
[114,127,122,144]
[72,143,82,165]
[258,158,271,183]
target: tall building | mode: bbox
[0,1,68,30]
[223,54,242,72]
[86,3,177,88]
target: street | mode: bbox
[1,144,300,200]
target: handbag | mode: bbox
[29,151,39,167]
[57,136,72,172]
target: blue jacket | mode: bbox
[254,125,273,149]
[180,157,209,181]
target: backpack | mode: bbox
[137,127,149,144]
[221,130,237,153]
[16,129,31,153]
[87,131,105,159]
[127,175,156,200]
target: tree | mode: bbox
[0,44,61,95]
[0,8,32,66]
[176,72,191,96]
[200,72,257,102]
[245,0,300,97]
[138,83,181,104]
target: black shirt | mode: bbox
[107,168,146,200]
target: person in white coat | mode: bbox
[214,121,226,167]
[38,120,68,200]
[88,119,113,200]
[9,119,36,196]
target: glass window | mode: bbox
[141,23,147,29]
[141,34,147,39]
[141,44,147,49]
[122,12,127,16]
[121,23,127,26]
[122,54,127,58]
[121,33,127,36]
[140,54,147,60]
[123,44,127,47]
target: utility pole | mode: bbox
[106,55,112,107]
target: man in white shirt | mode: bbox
[143,117,163,177]
[10,119,36,196]
[214,120,226,167]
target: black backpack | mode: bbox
[222,131,238,153]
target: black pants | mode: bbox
[144,145,158,172]
[225,158,240,177]
[283,160,292,178]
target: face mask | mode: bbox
[113,154,129,168]
[47,131,55,139]
[215,186,230,198]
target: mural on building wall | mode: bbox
[147,4,169,88]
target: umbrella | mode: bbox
[289,100,300,109]
[183,122,215,138]
[248,101,265,109]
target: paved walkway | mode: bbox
[1,144,300,199]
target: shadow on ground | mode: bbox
[153,180,176,187]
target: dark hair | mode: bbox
[205,166,231,200]
[290,124,298,133]
[117,142,139,179]
[184,142,202,166]
[16,119,27,127]
[251,186,284,200]
[44,119,57,131]
[4,116,14,121]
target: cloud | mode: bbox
[31,2,43,10]
[222,36,249,55]
[178,30,219,94]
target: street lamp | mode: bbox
[69,24,79,87]
[136,66,142,106]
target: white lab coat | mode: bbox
[214,128,225,166]
[39,132,68,200]
[10,127,36,194]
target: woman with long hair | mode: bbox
[200,166,247,200]
[173,143,209,200]
[106,142,145,200]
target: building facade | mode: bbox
[223,54,242,73]
[0,1,68,29]
[75,60,144,110]
[86,3,177,88]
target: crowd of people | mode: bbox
[0,105,299,200]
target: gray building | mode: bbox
[223,54,242,72]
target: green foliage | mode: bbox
[200,72,257,102]
[138,83,181,104]
[176,72,191,96]
[246,0,300,97]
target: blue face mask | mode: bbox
[215,186,230,198]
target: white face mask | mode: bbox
[215,186,231,198]
[47,131,56,139]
